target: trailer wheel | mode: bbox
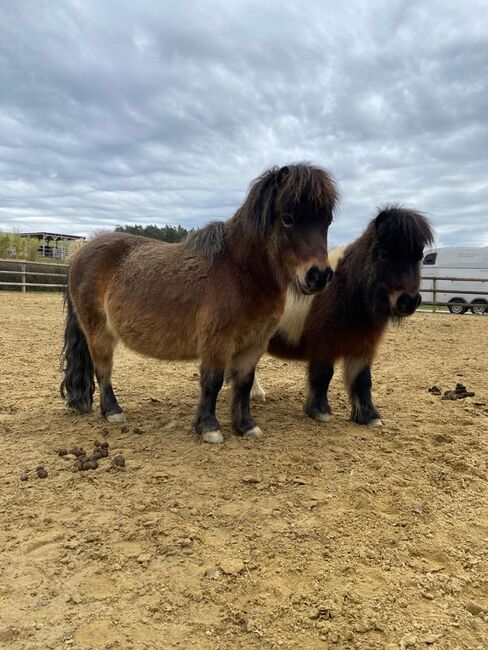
[448,298,468,315]
[470,299,486,315]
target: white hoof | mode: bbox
[107,412,126,423]
[314,413,332,422]
[202,430,224,444]
[368,418,383,428]
[242,426,264,439]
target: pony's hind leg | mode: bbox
[87,327,125,423]
[250,373,266,402]
[304,360,334,422]
[344,358,382,427]
[98,376,125,423]
[226,368,266,402]
[231,367,263,438]
[194,368,225,444]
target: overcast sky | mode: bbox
[0,0,487,247]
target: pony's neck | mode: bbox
[225,217,287,293]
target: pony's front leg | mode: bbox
[344,358,382,427]
[194,368,225,444]
[304,360,334,422]
[231,368,263,438]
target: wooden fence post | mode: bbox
[21,264,26,293]
[432,277,437,313]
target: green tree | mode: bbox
[115,224,188,243]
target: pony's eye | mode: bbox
[282,214,295,228]
[378,249,389,262]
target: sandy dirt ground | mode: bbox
[0,293,487,650]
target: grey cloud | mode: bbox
[0,0,487,247]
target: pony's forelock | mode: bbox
[373,204,434,252]
[239,163,339,236]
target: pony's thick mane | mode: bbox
[185,164,338,259]
[237,163,339,235]
[372,204,434,252]
[185,221,225,261]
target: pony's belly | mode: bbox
[125,334,198,361]
[109,316,199,361]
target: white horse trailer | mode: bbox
[421,247,488,315]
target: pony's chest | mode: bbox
[232,300,283,354]
[277,291,315,345]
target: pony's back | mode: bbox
[328,245,347,271]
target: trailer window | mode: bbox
[423,253,437,265]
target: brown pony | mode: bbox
[250,206,434,426]
[61,164,338,443]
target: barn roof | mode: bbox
[19,232,86,241]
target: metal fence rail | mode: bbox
[421,275,488,314]
[0,258,68,292]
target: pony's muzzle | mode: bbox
[394,292,421,316]
[302,266,334,294]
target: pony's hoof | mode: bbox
[242,426,264,439]
[107,412,126,423]
[368,418,383,428]
[314,412,332,422]
[202,430,224,444]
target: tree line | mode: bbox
[115,224,189,243]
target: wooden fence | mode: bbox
[421,275,488,314]
[0,258,68,292]
[1,262,487,316]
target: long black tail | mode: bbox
[60,289,95,412]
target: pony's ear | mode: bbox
[277,166,289,184]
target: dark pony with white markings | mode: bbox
[60,163,338,443]
[251,206,434,426]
